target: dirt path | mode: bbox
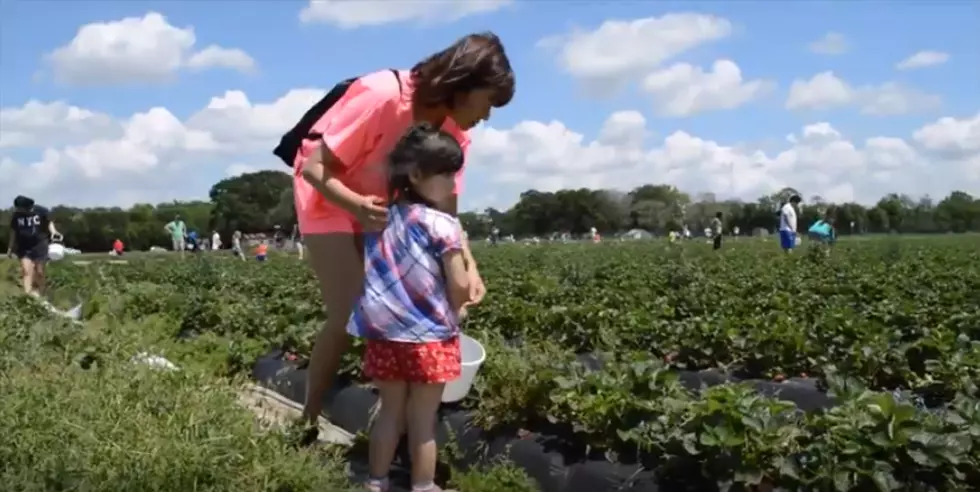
[236,385,418,491]
[236,383,353,445]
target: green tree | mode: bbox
[209,170,292,237]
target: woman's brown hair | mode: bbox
[411,32,515,109]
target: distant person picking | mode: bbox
[6,195,62,297]
[232,230,245,261]
[255,242,268,262]
[711,211,724,250]
[808,210,837,255]
[779,195,802,253]
[164,215,187,257]
[187,230,200,252]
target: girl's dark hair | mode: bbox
[388,122,464,206]
[411,32,515,109]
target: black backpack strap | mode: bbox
[273,69,403,167]
[389,69,402,94]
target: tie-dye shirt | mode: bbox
[347,203,463,343]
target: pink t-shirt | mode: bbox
[293,69,469,234]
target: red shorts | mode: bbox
[364,337,461,384]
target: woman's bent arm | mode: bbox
[301,143,365,214]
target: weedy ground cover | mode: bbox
[3,235,979,491]
[0,292,353,491]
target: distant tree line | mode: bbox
[458,185,980,240]
[2,171,979,252]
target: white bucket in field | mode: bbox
[442,333,486,403]
[131,352,180,371]
[48,243,66,261]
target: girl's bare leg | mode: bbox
[367,380,408,491]
[406,382,448,491]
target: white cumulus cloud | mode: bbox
[542,13,733,94]
[896,50,951,70]
[786,71,942,115]
[2,94,978,210]
[46,12,257,85]
[807,32,849,55]
[186,46,257,73]
[642,60,775,117]
[0,100,119,148]
[466,111,980,209]
[913,112,980,156]
[299,0,512,27]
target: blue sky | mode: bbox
[1,0,978,211]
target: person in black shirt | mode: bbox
[6,195,61,296]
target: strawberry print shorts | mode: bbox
[364,337,461,384]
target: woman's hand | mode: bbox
[354,195,388,231]
[464,267,486,306]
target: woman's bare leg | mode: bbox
[19,257,36,296]
[302,233,365,423]
[33,260,47,297]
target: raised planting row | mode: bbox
[255,342,980,492]
[43,235,980,491]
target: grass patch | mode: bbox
[0,294,352,492]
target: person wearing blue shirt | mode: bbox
[187,230,200,252]
[808,211,837,253]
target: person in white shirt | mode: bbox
[779,195,802,253]
[211,231,221,251]
[232,230,245,261]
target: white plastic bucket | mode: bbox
[442,333,486,403]
[48,243,66,261]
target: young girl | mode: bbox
[254,241,268,262]
[347,123,471,492]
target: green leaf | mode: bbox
[699,432,718,447]
[833,471,853,492]
[734,468,763,485]
[870,463,899,491]
[775,456,800,480]
[906,448,931,466]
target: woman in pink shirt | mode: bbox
[293,32,514,426]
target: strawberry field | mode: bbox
[11,235,980,491]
